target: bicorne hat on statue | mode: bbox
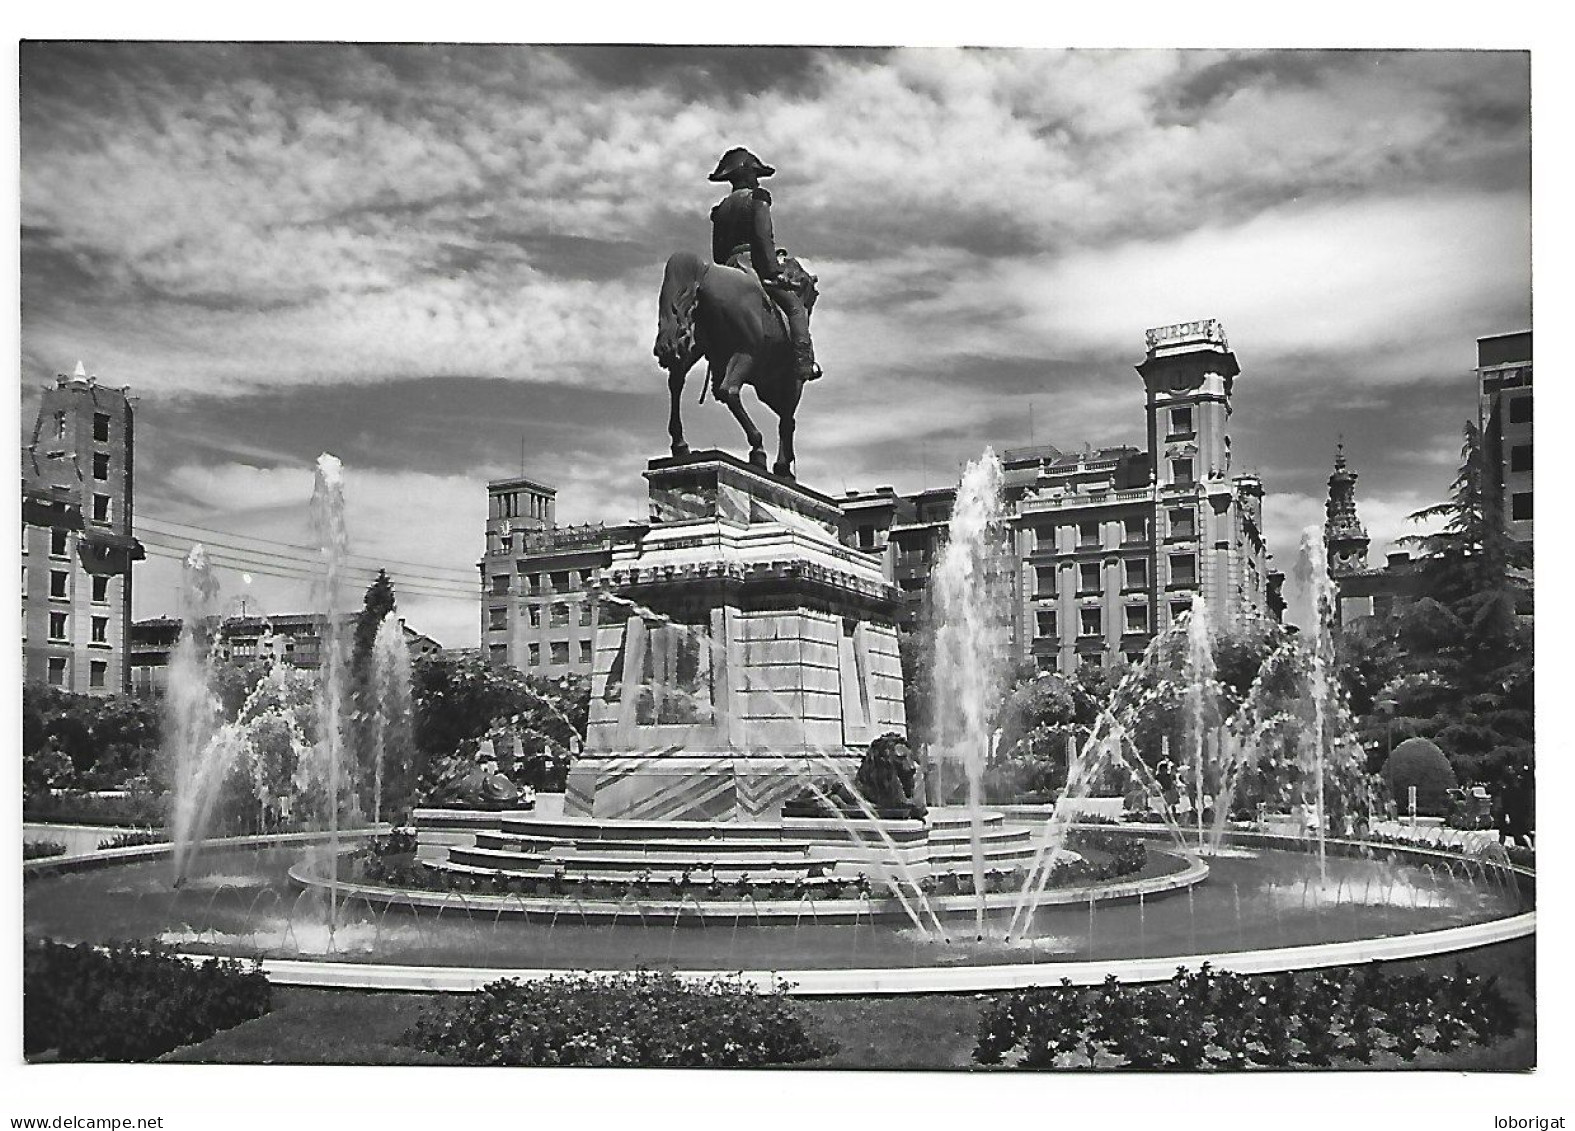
[708,147,776,182]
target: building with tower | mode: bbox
[845,320,1276,672]
[21,364,144,694]
[1321,444,1421,627]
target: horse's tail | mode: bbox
[655,251,705,372]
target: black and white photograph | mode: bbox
[8,16,1561,1126]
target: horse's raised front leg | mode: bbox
[667,367,689,457]
[718,355,766,468]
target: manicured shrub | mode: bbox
[1382,738,1457,817]
[408,969,834,1067]
[973,961,1518,1069]
[23,840,68,861]
[24,940,271,1061]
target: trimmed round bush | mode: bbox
[1381,738,1457,816]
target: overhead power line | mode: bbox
[135,515,481,580]
[138,541,481,602]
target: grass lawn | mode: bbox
[162,935,1535,1070]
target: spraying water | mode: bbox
[307,453,351,927]
[168,546,224,887]
[1183,597,1216,849]
[371,614,414,824]
[1288,524,1338,879]
[929,449,1010,939]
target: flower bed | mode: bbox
[24,940,271,1062]
[406,969,834,1066]
[23,841,67,861]
[97,828,169,851]
[973,961,1519,1069]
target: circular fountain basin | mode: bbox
[23,824,1531,994]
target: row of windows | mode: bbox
[487,640,594,668]
[44,655,111,688]
[34,611,113,642]
[1032,553,1196,596]
[488,603,598,631]
[23,567,114,603]
[491,490,551,521]
[52,410,114,444]
[490,568,596,596]
[1034,599,1196,642]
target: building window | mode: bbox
[93,412,111,442]
[91,615,108,643]
[93,452,110,480]
[499,534,513,555]
[551,571,571,592]
[54,411,68,440]
[48,657,67,686]
[50,529,69,557]
[1036,610,1057,639]
[491,574,511,595]
[1079,607,1102,638]
[489,644,508,666]
[49,611,68,640]
[92,494,111,523]
[1125,604,1149,634]
[528,605,542,627]
[579,603,594,627]
[1170,600,1193,621]
[858,525,876,550]
[579,569,593,588]
[1170,553,1197,587]
[550,641,570,665]
[1079,652,1103,671]
[1171,458,1195,487]
[1079,562,1102,594]
[1169,406,1194,436]
[528,642,541,666]
[1035,565,1056,597]
[1034,526,1055,551]
[579,640,593,665]
[1507,394,1532,424]
[527,574,542,596]
[1122,516,1147,544]
[550,603,570,628]
[1078,521,1100,548]
[1511,492,1533,521]
[488,607,508,631]
[1124,558,1147,589]
[50,570,69,599]
[1169,507,1196,538]
[89,661,107,689]
[1510,444,1532,473]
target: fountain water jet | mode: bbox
[929,449,1010,939]
[168,546,224,887]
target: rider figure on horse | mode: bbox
[708,147,822,383]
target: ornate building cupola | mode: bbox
[1324,441,1370,577]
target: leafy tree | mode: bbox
[353,569,397,674]
[1359,422,1535,797]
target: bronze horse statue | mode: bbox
[654,250,805,479]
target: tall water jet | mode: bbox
[371,613,414,825]
[1288,524,1337,879]
[308,453,351,926]
[1183,597,1216,849]
[930,449,1010,939]
[168,545,224,887]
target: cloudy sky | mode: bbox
[18,43,1531,647]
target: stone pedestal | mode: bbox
[564,450,908,821]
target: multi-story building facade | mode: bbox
[842,320,1275,672]
[479,474,649,678]
[21,364,144,694]
[1477,330,1531,598]
[127,613,443,697]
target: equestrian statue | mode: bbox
[655,147,821,480]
